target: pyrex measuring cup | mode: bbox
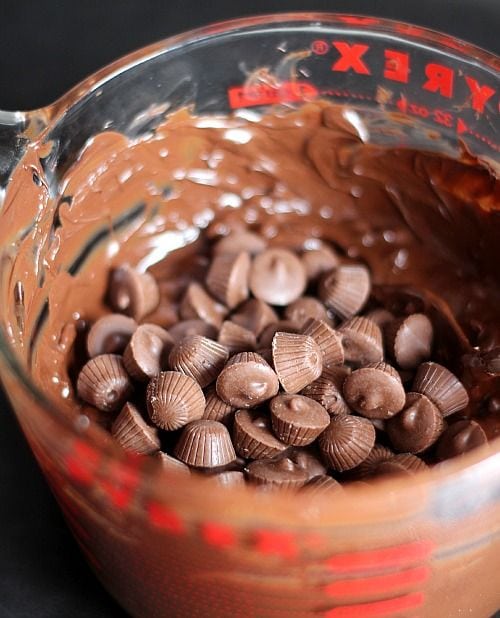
[0,14,499,618]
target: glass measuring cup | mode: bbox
[0,13,499,618]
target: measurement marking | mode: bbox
[323,592,424,617]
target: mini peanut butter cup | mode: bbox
[246,457,309,489]
[168,319,218,343]
[303,475,342,494]
[385,313,433,369]
[301,246,340,281]
[169,335,229,388]
[206,251,251,309]
[339,316,383,366]
[77,354,133,413]
[179,282,227,328]
[318,264,371,319]
[233,409,288,459]
[318,415,376,472]
[372,453,427,477]
[258,321,300,348]
[413,362,469,417]
[87,314,137,357]
[270,394,330,446]
[123,323,173,381]
[108,265,160,321]
[111,402,160,455]
[216,352,279,408]
[272,332,323,393]
[213,231,267,256]
[301,374,350,415]
[285,297,329,327]
[343,362,406,419]
[202,384,235,425]
[249,248,307,306]
[156,451,191,476]
[365,308,395,328]
[386,392,444,453]
[231,298,278,335]
[288,448,327,480]
[174,420,236,468]
[146,371,205,431]
[218,320,257,354]
[436,420,487,460]
[352,444,394,478]
[301,318,344,369]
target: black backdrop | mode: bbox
[0,1,498,616]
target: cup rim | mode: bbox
[2,12,499,512]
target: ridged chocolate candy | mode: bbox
[318,264,371,319]
[233,409,288,459]
[301,373,350,415]
[179,282,227,328]
[157,451,191,475]
[352,444,394,478]
[146,371,205,430]
[270,394,330,446]
[301,318,344,369]
[436,420,487,460]
[343,362,406,419]
[202,384,235,425]
[77,354,133,413]
[111,402,160,455]
[87,314,137,357]
[258,321,300,348]
[246,457,309,489]
[386,392,444,453]
[174,420,236,468]
[385,313,433,369]
[413,362,469,417]
[206,251,251,309]
[216,352,279,408]
[231,298,278,335]
[218,320,257,354]
[285,297,329,327]
[272,332,323,393]
[318,415,376,471]
[339,316,383,366]
[168,319,218,343]
[249,248,307,306]
[108,265,160,321]
[123,323,173,381]
[372,453,427,477]
[169,335,229,388]
[303,475,342,494]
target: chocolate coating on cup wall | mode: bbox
[3,102,497,438]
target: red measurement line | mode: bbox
[324,565,430,598]
[325,541,433,573]
[324,592,424,617]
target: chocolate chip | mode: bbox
[179,282,227,328]
[216,352,279,408]
[157,451,191,475]
[301,245,340,281]
[270,394,330,446]
[343,362,406,419]
[77,354,133,413]
[111,402,160,454]
[386,392,444,453]
[246,457,309,489]
[169,335,229,388]
[300,373,350,415]
[108,265,160,321]
[233,409,288,459]
[303,475,342,494]
[318,264,371,319]
[168,319,218,343]
[385,313,433,369]
[202,384,235,425]
[249,248,307,306]
[302,318,344,369]
[213,231,267,256]
[413,361,469,416]
[231,298,278,336]
[339,316,383,366]
[272,332,322,393]
[174,420,236,468]
[218,320,257,354]
[86,314,137,357]
[146,371,205,430]
[206,251,251,309]
[284,297,329,327]
[123,323,173,381]
[436,420,487,460]
[318,415,376,471]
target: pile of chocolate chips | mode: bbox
[75,231,488,490]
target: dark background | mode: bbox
[0,1,498,616]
